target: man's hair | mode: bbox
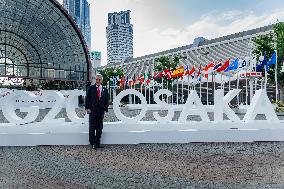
[96,73,103,81]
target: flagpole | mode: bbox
[134,76,136,104]
[172,79,174,104]
[177,79,179,105]
[237,72,240,106]
[254,78,257,93]
[206,76,209,105]
[167,80,169,104]
[246,78,248,105]
[199,81,202,99]
[265,66,267,91]
[188,75,190,101]
[275,50,278,101]
[181,77,184,103]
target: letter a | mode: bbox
[178,90,209,123]
[243,89,279,123]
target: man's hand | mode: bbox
[86,109,91,114]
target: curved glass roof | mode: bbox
[0,0,90,81]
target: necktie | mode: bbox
[97,86,100,98]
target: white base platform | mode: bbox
[1,121,284,146]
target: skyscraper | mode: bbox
[106,10,133,65]
[63,0,91,49]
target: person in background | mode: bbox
[85,74,109,149]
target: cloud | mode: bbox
[132,9,284,61]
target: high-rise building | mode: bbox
[90,51,102,69]
[63,0,91,49]
[106,10,133,65]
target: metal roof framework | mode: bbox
[0,0,91,82]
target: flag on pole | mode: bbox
[266,51,277,70]
[203,62,215,78]
[256,53,267,72]
[124,76,129,88]
[213,62,222,71]
[188,66,195,76]
[197,64,202,81]
[216,59,230,72]
[225,58,238,72]
[238,57,249,70]
[184,66,189,75]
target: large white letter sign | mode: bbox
[153,89,174,123]
[2,90,39,124]
[113,89,147,123]
[243,89,279,123]
[41,91,65,123]
[66,90,88,123]
[214,89,241,122]
[178,90,210,123]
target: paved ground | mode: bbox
[1,142,284,188]
[1,109,284,188]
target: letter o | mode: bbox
[113,89,147,123]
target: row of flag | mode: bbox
[107,51,277,88]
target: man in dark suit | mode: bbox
[85,74,109,149]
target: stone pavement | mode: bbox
[1,109,284,188]
[1,142,284,188]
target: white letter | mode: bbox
[2,90,39,124]
[214,89,241,122]
[243,89,279,123]
[66,90,88,123]
[153,89,174,123]
[113,89,147,123]
[41,91,65,123]
[178,90,209,123]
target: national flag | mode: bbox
[171,66,184,78]
[124,76,129,87]
[146,72,152,85]
[266,51,277,70]
[196,65,202,81]
[188,66,195,76]
[119,76,125,88]
[256,53,267,72]
[238,57,248,70]
[225,58,238,72]
[153,72,159,79]
[163,69,172,79]
[213,62,222,71]
[184,66,189,75]
[216,59,230,72]
[203,63,215,78]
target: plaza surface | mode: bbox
[1,142,284,188]
[1,109,284,188]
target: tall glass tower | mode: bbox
[106,10,133,65]
[63,0,91,49]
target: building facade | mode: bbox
[63,0,91,49]
[90,51,102,69]
[106,10,133,65]
[0,0,90,84]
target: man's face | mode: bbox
[95,76,102,86]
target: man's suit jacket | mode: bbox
[85,85,109,118]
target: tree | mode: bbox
[154,56,179,88]
[253,22,284,88]
[98,67,124,86]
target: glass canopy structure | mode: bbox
[0,0,90,83]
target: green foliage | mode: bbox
[98,67,124,85]
[252,22,284,87]
[154,56,180,89]
[155,56,179,73]
[272,100,284,112]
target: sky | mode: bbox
[58,0,284,65]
